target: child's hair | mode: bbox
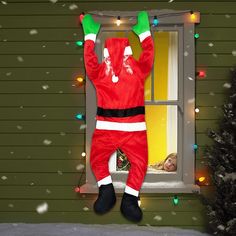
[150,152,177,171]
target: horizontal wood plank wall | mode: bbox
[0,0,235,232]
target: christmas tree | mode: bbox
[200,66,236,236]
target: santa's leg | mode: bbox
[119,130,148,222]
[90,129,118,214]
[90,129,117,187]
[120,130,148,196]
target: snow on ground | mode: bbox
[0,223,212,236]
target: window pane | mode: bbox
[127,31,152,101]
[154,31,178,101]
[146,105,178,173]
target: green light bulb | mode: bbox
[76,41,83,46]
[173,195,179,205]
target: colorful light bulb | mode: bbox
[153,16,159,26]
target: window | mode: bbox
[81,10,200,193]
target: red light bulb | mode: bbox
[74,186,80,193]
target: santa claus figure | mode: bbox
[80,11,154,222]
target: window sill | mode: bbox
[79,181,200,194]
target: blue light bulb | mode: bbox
[153,16,159,26]
[193,144,198,150]
[76,113,83,120]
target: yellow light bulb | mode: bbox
[190,12,196,21]
[76,77,83,83]
[199,176,205,182]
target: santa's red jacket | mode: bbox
[84,35,154,130]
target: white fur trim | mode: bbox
[103,46,132,58]
[124,46,132,56]
[85,33,96,42]
[104,48,109,58]
[139,31,151,42]
[96,120,147,131]
[97,175,112,187]
[125,185,139,197]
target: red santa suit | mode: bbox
[84,31,154,197]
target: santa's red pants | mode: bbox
[90,128,148,197]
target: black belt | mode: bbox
[97,106,145,117]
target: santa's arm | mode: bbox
[132,11,154,79]
[80,14,102,81]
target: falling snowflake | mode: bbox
[225,14,230,19]
[209,91,215,96]
[68,149,72,154]
[83,206,89,211]
[59,132,66,136]
[212,53,218,58]
[1,176,7,180]
[6,72,12,76]
[168,0,174,2]
[223,82,231,88]
[57,170,63,175]
[188,76,193,80]
[49,0,58,3]
[42,84,49,90]
[192,216,198,221]
[208,42,214,47]
[76,164,84,171]
[153,215,162,221]
[232,50,236,56]
[69,4,78,10]
[80,124,87,130]
[184,51,189,56]
[1,1,7,5]
[36,202,48,214]
[46,189,51,194]
[217,224,225,230]
[8,203,14,208]
[16,125,23,130]
[29,29,38,35]
[43,139,52,145]
[81,152,86,157]
[46,71,50,74]
[171,211,177,215]
[188,98,194,103]
[17,56,24,62]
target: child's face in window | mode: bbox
[163,157,177,172]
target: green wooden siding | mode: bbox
[0,0,235,232]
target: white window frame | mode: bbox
[80,9,201,194]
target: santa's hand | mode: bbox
[79,13,101,41]
[132,11,151,42]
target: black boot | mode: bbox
[120,192,142,222]
[94,183,116,214]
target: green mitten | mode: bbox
[81,14,101,37]
[132,11,150,36]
